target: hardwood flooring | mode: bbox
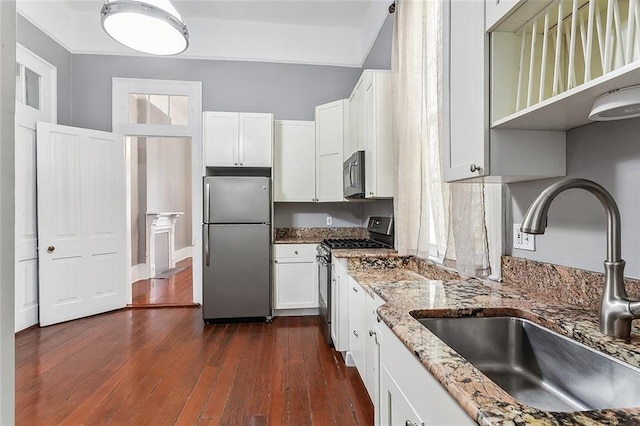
[131,258,196,307]
[15,309,373,425]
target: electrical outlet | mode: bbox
[513,223,535,251]
[326,216,333,226]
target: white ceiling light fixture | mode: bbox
[589,85,640,121]
[100,0,189,56]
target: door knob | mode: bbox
[47,246,55,253]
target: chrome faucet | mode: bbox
[521,178,640,339]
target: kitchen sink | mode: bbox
[416,316,640,412]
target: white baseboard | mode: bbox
[131,263,149,283]
[131,247,192,284]
[175,246,193,262]
[273,307,319,317]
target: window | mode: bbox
[128,94,189,125]
[15,63,41,110]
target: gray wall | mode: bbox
[274,199,394,228]
[16,14,72,126]
[70,56,362,132]
[509,117,640,279]
[362,14,393,70]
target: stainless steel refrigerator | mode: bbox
[202,175,272,322]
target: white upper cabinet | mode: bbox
[442,0,566,183]
[203,111,273,168]
[273,120,316,202]
[347,77,366,160]
[347,69,393,198]
[315,100,348,202]
[362,70,393,198]
[489,0,640,130]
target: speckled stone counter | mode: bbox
[347,262,640,425]
[273,227,368,244]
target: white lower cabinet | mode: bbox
[331,256,350,352]
[378,319,475,426]
[349,277,367,379]
[273,244,318,311]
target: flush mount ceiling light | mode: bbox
[588,85,640,121]
[101,0,189,56]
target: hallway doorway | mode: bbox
[131,258,195,307]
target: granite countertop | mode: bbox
[273,227,369,244]
[347,265,640,425]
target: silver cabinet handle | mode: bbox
[405,421,418,426]
[470,164,481,173]
[353,330,359,337]
[352,286,358,293]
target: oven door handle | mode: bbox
[349,162,354,187]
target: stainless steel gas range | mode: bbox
[316,216,394,345]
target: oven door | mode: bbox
[316,254,332,344]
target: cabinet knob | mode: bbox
[352,286,358,293]
[47,245,55,253]
[368,330,376,337]
[353,330,359,338]
[470,164,481,173]
[405,421,418,426]
[376,315,382,323]
[240,162,243,165]
[294,250,299,255]
[234,162,238,166]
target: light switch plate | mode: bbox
[326,216,333,226]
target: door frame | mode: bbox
[14,43,57,332]
[112,78,203,304]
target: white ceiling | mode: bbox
[17,0,391,67]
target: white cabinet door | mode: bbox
[239,112,273,167]
[332,256,350,352]
[273,244,318,310]
[274,120,316,202]
[273,259,318,309]
[349,278,367,380]
[203,111,238,167]
[442,0,489,182]
[315,100,346,202]
[366,292,384,423]
[363,71,393,199]
[379,320,475,425]
[380,365,425,426]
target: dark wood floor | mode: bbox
[15,309,373,425]
[131,258,196,307]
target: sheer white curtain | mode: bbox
[392,0,490,277]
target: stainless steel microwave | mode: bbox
[343,150,365,198]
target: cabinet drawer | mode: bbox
[273,243,317,259]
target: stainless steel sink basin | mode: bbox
[417,316,640,412]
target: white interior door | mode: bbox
[15,44,56,331]
[36,122,127,326]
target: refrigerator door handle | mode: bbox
[204,226,210,266]
[204,182,211,222]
